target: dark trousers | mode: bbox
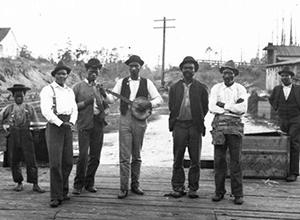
[171,121,202,192]
[74,119,104,189]
[7,127,38,184]
[46,122,73,200]
[214,134,243,197]
[280,115,300,176]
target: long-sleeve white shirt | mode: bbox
[107,77,163,108]
[40,81,78,126]
[209,82,248,117]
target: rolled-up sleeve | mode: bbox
[209,84,225,114]
[224,85,248,114]
[147,79,163,108]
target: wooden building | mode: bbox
[0,28,19,58]
[265,59,300,91]
[263,42,300,64]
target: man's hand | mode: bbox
[96,84,107,98]
[236,98,244,104]
[61,122,74,130]
[137,102,152,112]
[216,101,225,108]
[2,124,9,132]
[84,96,94,106]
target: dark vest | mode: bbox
[277,87,300,120]
[120,77,148,115]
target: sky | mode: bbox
[1,0,300,68]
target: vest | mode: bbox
[120,77,148,115]
[277,87,300,120]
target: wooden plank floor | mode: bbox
[1,165,300,219]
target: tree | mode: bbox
[19,45,34,60]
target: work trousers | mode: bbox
[119,111,147,191]
[214,134,243,197]
[74,118,104,189]
[171,121,202,192]
[46,117,73,200]
[8,127,38,184]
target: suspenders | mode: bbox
[49,85,58,115]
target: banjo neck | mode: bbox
[105,89,133,105]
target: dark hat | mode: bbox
[85,58,102,69]
[125,55,144,66]
[278,66,295,77]
[51,60,71,77]
[179,56,199,72]
[220,60,239,76]
[7,84,31,93]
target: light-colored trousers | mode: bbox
[119,111,147,190]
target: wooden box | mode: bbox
[228,132,290,179]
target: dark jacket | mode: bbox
[168,79,209,135]
[269,84,300,112]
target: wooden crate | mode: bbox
[227,133,290,179]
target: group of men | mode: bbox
[0,54,299,208]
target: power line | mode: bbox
[154,17,175,88]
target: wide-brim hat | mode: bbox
[7,84,31,93]
[125,55,144,66]
[220,60,239,76]
[85,58,102,69]
[51,60,71,77]
[179,56,199,72]
[278,66,295,77]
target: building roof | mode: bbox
[0,28,11,43]
[266,58,300,68]
[263,43,300,57]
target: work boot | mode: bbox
[233,196,244,205]
[117,190,128,199]
[32,184,45,193]
[131,187,144,195]
[168,190,186,198]
[13,183,23,192]
[187,189,199,199]
[85,186,97,193]
[49,199,61,208]
[212,194,224,202]
[286,174,297,182]
[72,187,82,195]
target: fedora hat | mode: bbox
[220,60,239,76]
[125,55,144,66]
[7,84,31,93]
[179,56,199,72]
[51,60,71,77]
[278,66,295,77]
[85,58,102,69]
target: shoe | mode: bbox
[13,183,23,192]
[49,199,61,208]
[187,189,199,199]
[117,190,128,199]
[72,188,82,195]
[131,187,144,195]
[32,184,45,193]
[168,190,186,198]
[85,186,97,193]
[212,194,224,202]
[63,195,71,201]
[286,174,297,182]
[233,196,244,205]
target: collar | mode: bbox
[128,76,141,81]
[84,79,96,86]
[180,78,193,86]
[222,82,235,89]
[282,83,292,89]
[52,81,68,89]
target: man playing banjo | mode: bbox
[106,55,163,199]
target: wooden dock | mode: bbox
[1,165,300,219]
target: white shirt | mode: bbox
[209,82,248,117]
[282,84,292,100]
[107,77,163,108]
[40,81,78,126]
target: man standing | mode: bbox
[40,61,78,208]
[168,56,208,198]
[107,55,163,199]
[209,60,247,205]
[0,84,45,193]
[269,66,300,182]
[72,58,109,195]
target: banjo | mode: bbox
[105,89,152,121]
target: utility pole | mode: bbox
[154,17,175,87]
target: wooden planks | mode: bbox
[0,165,300,219]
